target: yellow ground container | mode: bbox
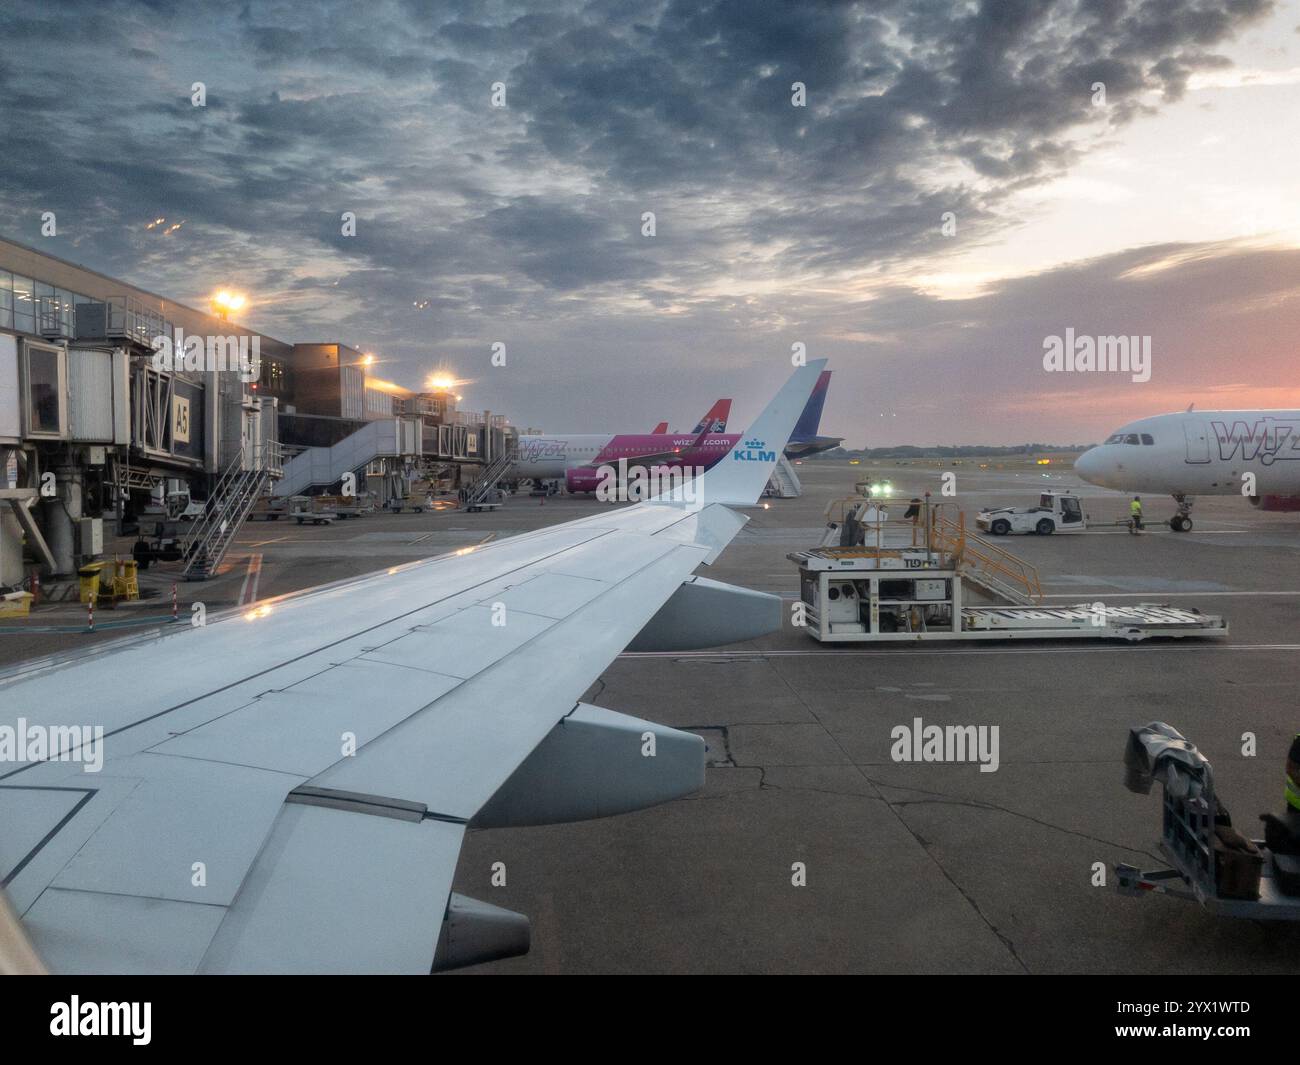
[0,591,33,618]
[78,562,107,604]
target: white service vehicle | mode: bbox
[976,492,1085,536]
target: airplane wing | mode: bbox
[0,360,826,975]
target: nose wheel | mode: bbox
[1169,494,1194,532]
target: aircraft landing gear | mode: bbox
[1169,494,1194,532]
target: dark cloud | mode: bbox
[0,0,1279,440]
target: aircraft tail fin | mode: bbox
[691,399,732,435]
[790,371,831,442]
[696,362,827,506]
[651,421,669,434]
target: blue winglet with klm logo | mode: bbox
[688,361,827,506]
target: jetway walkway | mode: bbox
[274,417,422,497]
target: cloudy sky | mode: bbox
[3,0,1298,445]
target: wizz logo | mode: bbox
[1212,418,1300,465]
[520,439,567,461]
[733,438,775,462]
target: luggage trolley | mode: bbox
[1115,725,1300,920]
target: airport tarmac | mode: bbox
[4,462,1299,973]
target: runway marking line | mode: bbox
[238,554,263,606]
[619,644,1300,659]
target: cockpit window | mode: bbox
[1104,433,1124,444]
[1124,433,1140,445]
[1141,433,1154,445]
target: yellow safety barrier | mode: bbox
[110,558,140,602]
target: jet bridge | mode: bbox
[789,499,1227,643]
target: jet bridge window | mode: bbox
[23,342,65,436]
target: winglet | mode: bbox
[697,361,827,506]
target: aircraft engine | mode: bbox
[565,467,604,493]
[1249,495,1300,512]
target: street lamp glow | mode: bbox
[210,290,247,319]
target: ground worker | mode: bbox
[1130,495,1143,531]
[1262,733,1300,863]
[1287,733,1300,817]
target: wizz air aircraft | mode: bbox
[0,362,826,974]
[517,371,834,492]
[1074,409,1300,530]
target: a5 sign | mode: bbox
[172,394,191,444]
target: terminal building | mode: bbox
[0,235,515,587]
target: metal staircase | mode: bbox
[766,454,802,498]
[463,448,516,506]
[932,514,1041,605]
[180,444,279,581]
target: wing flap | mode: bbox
[198,803,464,974]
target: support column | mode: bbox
[42,465,83,576]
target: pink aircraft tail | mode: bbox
[691,398,732,435]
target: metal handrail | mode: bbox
[819,496,1041,603]
[464,447,517,504]
[933,513,1042,603]
[180,442,277,577]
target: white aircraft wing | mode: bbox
[0,360,826,974]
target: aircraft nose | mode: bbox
[1074,447,1106,485]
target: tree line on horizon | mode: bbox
[809,443,1094,459]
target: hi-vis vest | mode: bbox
[1287,734,1300,812]
[1130,500,1142,515]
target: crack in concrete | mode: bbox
[876,791,1160,863]
[767,660,1032,973]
